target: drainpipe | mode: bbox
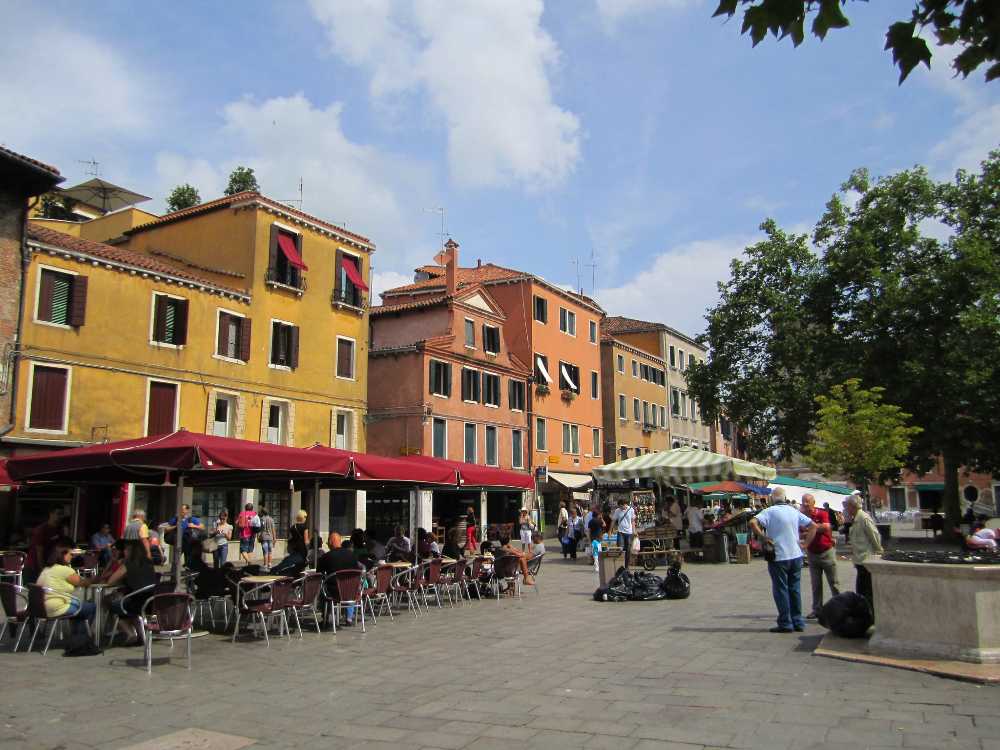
[9,197,40,426]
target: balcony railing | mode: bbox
[265,268,306,294]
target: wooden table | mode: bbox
[243,575,286,584]
[384,561,412,569]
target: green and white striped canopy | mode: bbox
[592,446,776,485]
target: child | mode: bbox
[591,534,601,573]
[531,531,546,557]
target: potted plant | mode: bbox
[561,389,576,401]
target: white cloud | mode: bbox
[0,12,158,159]
[372,270,416,302]
[308,0,581,190]
[155,93,437,275]
[595,0,699,29]
[595,234,755,337]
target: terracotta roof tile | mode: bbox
[369,295,449,317]
[26,224,247,297]
[382,263,525,295]
[601,315,667,334]
[0,145,62,178]
[414,264,445,276]
[126,192,374,248]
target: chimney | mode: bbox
[445,239,459,296]
[477,259,482,268]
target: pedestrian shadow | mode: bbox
[669,626,762,633]
[794,633,824,652]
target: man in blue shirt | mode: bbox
[165,504,204,569]
[750,488,817,633]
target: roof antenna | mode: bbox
[586,247,598,294]
[78,159,100,177]
[424,207,446,253]
[279,177,304,210]
[571,256,582,294]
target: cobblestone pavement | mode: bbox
[2,557,997,750]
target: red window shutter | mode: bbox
[174,299,189,346]
[239,317,252,362]
[217,313,230,356]
[68,275,88,327]
[29,366,67,430]
[147,382,177,436]
[153,295,167,342]
[289,325,300,369]
[38,270,54,322]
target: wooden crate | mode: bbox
[734,544,751,564]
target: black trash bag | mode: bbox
[660,566,691,599]
[63,633,102,657]
[817,591,873,638]
[629,571,666,601]
[593,586,628,602]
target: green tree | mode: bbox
[804,379,922,496]
[224,166,260,196]
[713,0,1000,83]
[165,184,200,213]
[688,150,1000,534]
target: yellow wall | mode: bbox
[78,208,159,243]
[29,219,81,237]
[13,205,372,450]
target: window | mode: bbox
[660,405,667,427]
[618,394,626,420]
[482,325,500,355]
[464,319,475,348]
[508,380,525,411]
[37,268,87,327]
[642,401,650,425]
[616,354,625,373]
[680,392,688,417]
[270,321,299,369]
[461,368,481,402]
[635,448,643,458]
[432,418,447,458]
[536,417,547,451]
[558,361,580,393]
[146,380,177,436]
[562,423,579,454]
[690,398,697,420]
[533,295,548,323]
[534,354,552,386]
[151,294,188,346]
[485,425,498,466]
[589,320,597,343]
[640,364,648,381]
[464,423,477,463]
[512,429,524,468]
[669,346,676,368]
[213,394,237,437]
[633,398,640,423]
[335,411,352,449]
[619,446,628,460]
[559,307,576,336]
[678,349,685,371]
[334,250,367,307]
[483,373,501,407]
[592,428,601,457]
[27,364,69,432]
[889,486,907,513]
[336,337,355,379]
[268,226,304,288]
[265,401,288,444]
[671,388,680,416]
[590,371,599,399]
[217,310,251,362]
[632,360,638,378]
[429,360,452,397]
[689,353,696,369]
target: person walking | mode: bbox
[258,508,276,570]
[843,494,883,615]
[612,498,637,570]
[235,502,258,565]
[212,511,233,568]
[564,506,581,561]
[464,507,478,556]
[164,504,204,569]
[666,496,684,549]
[518,509,536,555]
[749,487,817,633]
[801,493,840,618]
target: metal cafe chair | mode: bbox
[1,552,27,587]
[26,585,91,655]
[0,583,30,651]
[286,572,324,637]
[332,569,366,633]
[140,593,194,674]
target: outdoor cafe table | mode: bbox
[83,582,120,647]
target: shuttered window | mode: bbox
[483,373,501,407]
[464,423,476,463]
[508,380,525,411]
[147,381,177,436]
[432,418,447,458]
[461,369,480,403]
[270,322,299,369]
[38,269,86,327]
[429,360,451,397]
[152,295,189,346]
[512,430,524,468]
[336,338,355,379]
[28,365,68,431]
[217,312,251,361]
[485,426,498,466]
[482,325,500,355]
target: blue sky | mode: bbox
[2,0,997,336]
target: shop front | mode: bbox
[538,471,594,528]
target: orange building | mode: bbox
[380,244,605,526]
[368,241,531,531]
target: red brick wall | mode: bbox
[0,194,25,427]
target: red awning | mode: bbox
[0,459,17,487]
[277,233,308,271]
[693,481,749,495]
[5,429,350,484]
[342,256,368,291]
[400,456,534,490]
[306,445,457,485]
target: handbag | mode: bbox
[762,540,776,562]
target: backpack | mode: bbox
[63,633,103,657]
[251,514,262,531]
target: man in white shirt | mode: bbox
[611,498,636,569]
[685,503,704,548]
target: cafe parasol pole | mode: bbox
[173,474,185,592]
[312,478,320,567]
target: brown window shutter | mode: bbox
[444,363,451,396]
[29,366,68,430]
[174,299,189,346]
[334,249,344,298]
[68,275,88,327]
[218,313,230,356]
[147,382,177,436]
[289,325,300,369]
[153,295,167,342]
[239,317,252,361]
[268,224,279,275]
[38,270,54,321]
[428,360,435,394]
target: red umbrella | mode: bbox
[305,445,458,485]
[399,455,534,490]
[692,481,749,495]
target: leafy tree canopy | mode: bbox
[687,149,1000,529]
[713,0,1000,83]
[166,184,200,213]
[804,379,922,492]
[224,166,260,196]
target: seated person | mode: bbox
[530,531,546,557]
[967,524,998,550]
[350,528,376,569]
[90,524,116,567]
[496,533,535,586]
[479,525,501,556]
[442,527,464,561]
[416,528,434,559]
[37,544,96,636]
[385,526,411,562]
[317,533,364,626]
[96,540,127,583]
[103,540,158,645]
[365,536,385,562]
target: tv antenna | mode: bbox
[424,207,446,250]
[279,177,303,210]
[78,159,100,177]
[586,248,598,293]
[571,257,582,294]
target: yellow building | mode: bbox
[599,336,670,462]
[6,192,373,544]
